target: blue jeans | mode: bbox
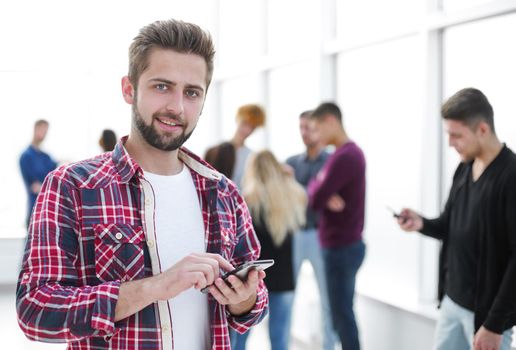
[230,291,295,350]
[294,228,338,350]
[434,295,513,350]
[323,240,366,350]
[230,327,248,350]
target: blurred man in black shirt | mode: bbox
[398,88,516,350]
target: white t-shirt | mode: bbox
[144,166,210,350]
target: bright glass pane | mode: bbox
[218,0,266,67]
[268,0,319,57]
[443,0,496,13]
[336,36,424,304]
[336,0,423,45]
[268,60,320,161]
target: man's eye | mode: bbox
[156,84,168,91]
[185,90,199,97]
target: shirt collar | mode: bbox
[112,136,222,184]
[302,149,325,162]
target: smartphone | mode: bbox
[386,206,402,219]
[200,259,275,294]
[386,206,408,223]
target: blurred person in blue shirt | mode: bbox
[19,119,57,226]
[286,110,337,350]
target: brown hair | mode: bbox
[236,104,266,127]
[128,19,215,89]
[204,142,236,178]
[311,102,343,123]
[299,110,313,119]
[34,119,49,128]
[99,129,117,152]
[441,88,495,133]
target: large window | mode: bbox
[218,0,266,68]
[267,0,320,57]
[268,60,320,161]
[336,0,424,45]
[336,36,425,303]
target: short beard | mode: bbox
[132,103,194,152]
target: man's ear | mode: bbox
[121,76,135,104]
[477,120,490,137]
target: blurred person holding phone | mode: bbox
[231,150,307,350]
[398,88,516,350]
[16,19,268,350]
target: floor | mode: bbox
[1,262,324,349]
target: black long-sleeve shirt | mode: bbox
[253,217,295,292]
[421,145,516,333]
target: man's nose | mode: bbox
[165,91,184,116]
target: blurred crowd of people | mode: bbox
[204,102,366,350]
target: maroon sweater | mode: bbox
[308,142,366,248]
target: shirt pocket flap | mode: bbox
[94,223,145,245]
[93,223,146,282]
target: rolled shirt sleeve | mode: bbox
[16,171,121,342]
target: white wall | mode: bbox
[357,295,436,350]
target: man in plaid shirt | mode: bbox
[16,19,268,349]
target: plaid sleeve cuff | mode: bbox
[228,280,268,334]
[91,280,121,335]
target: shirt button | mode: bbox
[145,198,151,205]
[147,240,155,248]
[115,232,123,240]
[162,325,170,332]
[23,273,29,280]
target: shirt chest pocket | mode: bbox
[93,223,146,282]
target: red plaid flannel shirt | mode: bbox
[16,138,268,349]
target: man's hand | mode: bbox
[115,253,234,322]
[397,208,423,232]
[474,326,502,350]
[208,269,266,316]
[282,164,295,177]
[153,253,234,300]
[326,194,345,212]
[30,181,42,194]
